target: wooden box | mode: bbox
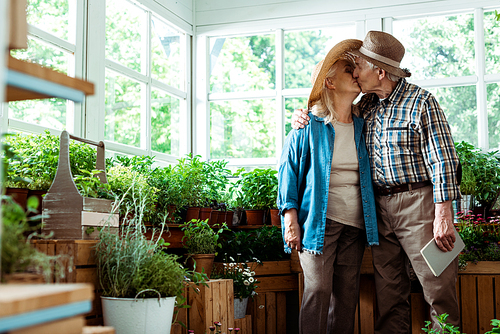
[42,131,118,240]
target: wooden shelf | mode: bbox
[5,56,94,103]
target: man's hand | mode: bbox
[433,201,456,252]
[284,208,302,251]
[291,108,310,130]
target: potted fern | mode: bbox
[96,179,206,334]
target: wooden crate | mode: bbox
[188,279,234,334]
[234,315,252,334]
[32,239,103,325]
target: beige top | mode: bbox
[326,121,364,229]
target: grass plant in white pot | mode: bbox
[96,179,206,334]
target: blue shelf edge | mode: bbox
[0,300,92,332]
[6,69,85,103]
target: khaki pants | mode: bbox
[372,185,459,333]
[298,219,366,334]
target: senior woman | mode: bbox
[277,39,378,334]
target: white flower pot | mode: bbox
[234,297,249,319]
[101,296,175,334]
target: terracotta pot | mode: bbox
[185,207,201,222]
[245,209,265,225]
[166,204,177,223]
[199,207,212,223]
[269,208,281,227]
[187,253,216,278]
[210,210,220,225]
[5,187,29,210]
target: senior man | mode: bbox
[292,31,461,333]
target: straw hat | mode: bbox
[350,30,411,78]
[308,39,362,110]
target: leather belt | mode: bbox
[375,180,432,196]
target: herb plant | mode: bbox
[180,219,228,255]
[232,168,278,210]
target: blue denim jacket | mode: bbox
[277,114,379,254]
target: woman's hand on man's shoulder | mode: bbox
[291,108,310,130]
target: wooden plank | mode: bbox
[234,314,252,334]
[228,279,235,327]
[0,284,93,317]
[7,56,94,96]
[290,250,302,273]
[205,281,214,331]
[188,282,205,334]
[360,247,374,275]
[358,275,375,334]
[81,212,119,227]
[212,280,222,331]
[410,293,427,334]
[82,198,114,213]
[170,323,183,334]
[354,304,359,334]
[254,293,266,334]
[253,261,291,276]
[496,277,500,320]
[266,292,277,334]
[298,273,304,311]
[255,275,298,292]
[460,275,478,334]
[84,316,103,326]
[9,316,84,334]
[459,262,500,274]
[477,276,495,333]
[74,241,98,266]
[276,292,287,334]
[82,326,115,334]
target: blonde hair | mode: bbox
[310,60,358,124]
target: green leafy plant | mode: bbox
[455,212,500,268]
[1,195,72,282]
[455,141,500,206]
[216,225,289,262]
[232,168,278,210]
[422,313,500,333]
[212,256,260,300]
[95,182,207,300]
[74,169,113,199]
[180,219,229,255]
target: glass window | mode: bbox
[8,98,68,130]
[487,83,500,150]
[484,9,500,75]
[105,69,143,147]
[284,26,356,89]
[428,86,477,146]
[210,99,276,159]
[26,0,75,42]
[151,88,182,155]
[210,35,276,93]
[151,17,184,89]
[393,13,475,80]
[106,0,146,73]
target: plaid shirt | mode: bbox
[358,79,460,203]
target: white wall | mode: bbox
[195,0,500,35]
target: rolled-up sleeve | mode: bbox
[277,130,302,215]
[420,96,461,203]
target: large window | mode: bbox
[393,8,500,150]
[7,0,80,133]
[207,25,356,165]
[104,0,188,159]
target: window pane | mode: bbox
[285,26,356,89]
[210,35,275,93]
[151,88,181,155]
[284,97,308,136]
[428,85,477,146]
[485,9,500,75]
[105,69,143,147]
[27,0,74,42]
[210,99,276,159]
[8,99,68,130]
[11,37,72,75]
[106,0,145,73]
[151,17,183,89]
[488,83,500,150]
[393,13,475,80]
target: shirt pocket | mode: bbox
[384,121,418,155]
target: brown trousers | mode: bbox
[372,185,459,333]
[298,219,366,334]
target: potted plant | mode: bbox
[212,256,260,319]
[96,181,206,334]
[232,168,278,225]
[180,219,228,278]
[455,141,500,215]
